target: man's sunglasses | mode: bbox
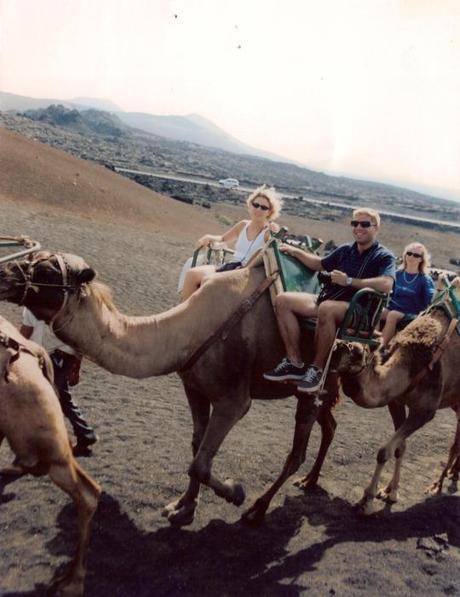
[350,220,374,228]
[251,201,270,212]
[406,251,423,258]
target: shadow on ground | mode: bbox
[4,483,458,597]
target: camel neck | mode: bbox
[56,271,259,378]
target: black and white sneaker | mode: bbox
[297,365,324,393]
[263,358,306,382]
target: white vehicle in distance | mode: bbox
[218,177,240,189]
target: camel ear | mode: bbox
[76,268,96,285]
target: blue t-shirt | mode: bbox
[388,270,435,316]
[320,241,395,302]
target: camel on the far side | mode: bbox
[333,307,459,514]
[0,315,101,596]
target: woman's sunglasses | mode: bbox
[251,201,270,212]
[406,251,423,258]
[350,220,374,228]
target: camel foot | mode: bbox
[376,486,398,503]
[293,474,319,491]
[48,562,84,596]
[222,479,245,506]
[425,481,443,496]
[161,498,197,527]
[355,495,381,516]
[241,500,267,527]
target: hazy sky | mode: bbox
[1,0,460,201]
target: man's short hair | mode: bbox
[352,208,381,227]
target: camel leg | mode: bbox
[377,401,407,503]
[376,440,406,504]
[359,407,435,515]
[47,460,101,596]
[449,456,459,482]
[162,388,210,526]
[187,393,251,507]
[242,399,320,526]
[293,402,337,490]
[426,405,460,495]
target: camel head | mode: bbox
[332,340,370,375]
[0,251,96,321]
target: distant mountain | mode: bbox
[70,97,122,112]
[0,90,77,111]
[0,90,292,163]
[114,111,290,163]
[0,90,122,113]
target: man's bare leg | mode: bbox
[298,300,349,393]
[275,292,318,364]
[312,300,349,369]
[264,292,318,382]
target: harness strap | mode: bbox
[407,317,458,391]
[180,272,278,372]
[50,253,71,332]
[0,332,41,382]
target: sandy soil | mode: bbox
[0,129,459,596]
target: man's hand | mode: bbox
[279,243,323,272]
[279,243,297,256]
[330,270,349,286]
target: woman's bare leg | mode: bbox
[181,265,216,300]
[381,310,404,347]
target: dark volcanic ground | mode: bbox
[0,131,459,596]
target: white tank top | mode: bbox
[232,223,268,265]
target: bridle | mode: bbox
[336,341,375,377]
[12,253,82,332]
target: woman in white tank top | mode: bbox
[181,185,283,300]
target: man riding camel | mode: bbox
[264,208,395,393]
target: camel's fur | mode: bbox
[0,253,341,525]
[334,309,459,514]
[0,315,101,596]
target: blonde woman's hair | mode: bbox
[352,207,381,227]
[401,242,430,274]
[246,185,283,221]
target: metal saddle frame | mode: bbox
[0,236,41,264]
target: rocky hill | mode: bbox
[2,105,458,228]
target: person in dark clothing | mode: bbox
[264,208,395,394]
[21,307,98,456]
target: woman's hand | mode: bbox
[196,234,215,249]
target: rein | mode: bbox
[0,331,43,382]
[180,272,278,372]
[339,343,375,378]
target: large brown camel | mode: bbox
[0,251,342,526]
[0,314,101,596]
[333,307,459,514]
